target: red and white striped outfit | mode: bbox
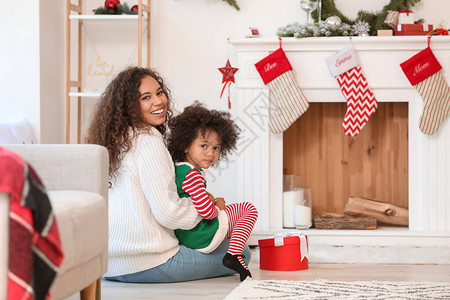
[182,169,218,220]
[182,169,258,259]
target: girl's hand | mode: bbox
[207,192,215,204]
[214,197,226,210]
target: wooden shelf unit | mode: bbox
[65,0,151,143]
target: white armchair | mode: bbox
[1,144,109,300]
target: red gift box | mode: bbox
[395,24,433,36]
[258,234,309,271]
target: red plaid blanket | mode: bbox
[0,147,63,300]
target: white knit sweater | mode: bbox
[105,127,202,277]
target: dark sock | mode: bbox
[222,253,252,281]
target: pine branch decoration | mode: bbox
[314,0,421,36]
[223,0,239,10]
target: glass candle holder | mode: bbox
[293,188,312,230]
[283,174,302,192]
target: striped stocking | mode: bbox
[326,45,377,137]
[224,202,258,269]
[400,41,450,135]
[416,72,450,135]
[255,48,309,133]
[267,71,309,133]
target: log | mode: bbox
[344,197,408,226]
[313,212,377,230]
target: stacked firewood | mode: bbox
[313,197,408,230]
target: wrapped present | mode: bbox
[384,10,399,28]
[398,10,414,24]
[395,24,433,36]
[258,232,309,271]
[378,29,393,36]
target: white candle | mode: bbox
[283,190,302,228]
[294,204,312,229]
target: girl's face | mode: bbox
[185,130,222,170]
[139,76,168,126]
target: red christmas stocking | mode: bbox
[255,48,309,133]
[326,45,378,137]
[400,41,450,135]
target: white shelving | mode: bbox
[68,92,103,98]
[69,14,148,22]
[69,14,140,20]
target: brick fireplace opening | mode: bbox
[283,102,409,221]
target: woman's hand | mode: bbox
[214,197,226,211]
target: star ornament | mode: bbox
[218,60,239,109]
[219,60,239,83]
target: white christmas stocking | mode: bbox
[255,48,309,133]
[326,45,378,137]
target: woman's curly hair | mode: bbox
[85,66,173,178]
[167,101,240,165]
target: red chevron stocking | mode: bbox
[326,45,378,137]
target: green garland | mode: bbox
[278,22,354,38]
[314,0,421,36]
[224,0,421,17]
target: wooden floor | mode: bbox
[66,248,450,300]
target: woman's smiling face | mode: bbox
[139,76,168,126]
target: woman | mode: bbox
[85,67,251,283]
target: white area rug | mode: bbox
[225,279,450,300]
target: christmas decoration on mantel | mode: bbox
[93,0,138,15]
[278,21,354,38]
[278,0,421,38]
[430,20,449,36]
[218,60,239,109]
[352,20,371,37]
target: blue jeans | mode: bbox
[105,240,251,283]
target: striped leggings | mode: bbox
[224,202,258,255]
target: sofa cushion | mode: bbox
[0,119,36,144]
[48,190,107,274]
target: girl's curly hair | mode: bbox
[167,102,240,164]
[85,66,173,178]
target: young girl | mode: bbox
[167,102,258,281]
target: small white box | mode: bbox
[398,12,414,24]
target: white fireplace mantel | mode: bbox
[230,36,450,264]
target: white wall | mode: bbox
[0,0,65,144]
[0,1,40,140]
